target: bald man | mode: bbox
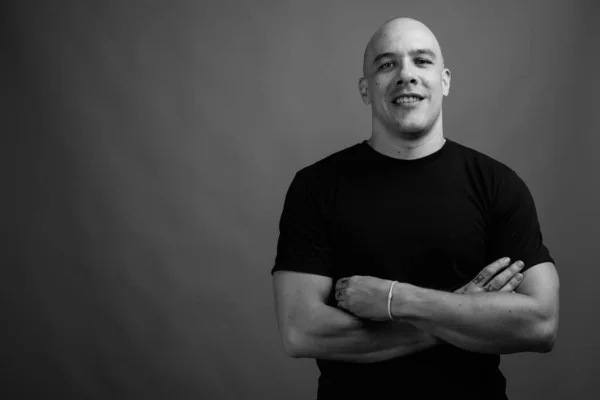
[272,18,558,399]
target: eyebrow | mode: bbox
[372,49,437,65]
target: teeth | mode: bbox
[394,96,421,104]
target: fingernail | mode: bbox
[517,261,524,268]
[516,273,523,280]
[502,257,510,263]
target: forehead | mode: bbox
[369,22,440,57]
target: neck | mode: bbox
[368,113,445,160]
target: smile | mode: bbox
[393,96,422,104]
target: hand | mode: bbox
[455,257,525,294]
[334,275,392,321]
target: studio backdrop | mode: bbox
[3,0,599,399]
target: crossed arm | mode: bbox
[387,262,559,354]
[273,270,438,363]
[273,259,559,362]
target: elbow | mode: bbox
[538,327,557,353]
[532,318,558,353]
[281,326,311,358]
[535,333,556,354]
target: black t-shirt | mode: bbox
[272,138,554,399]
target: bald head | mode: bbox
[357,16,451,139]
[362,17,444,77]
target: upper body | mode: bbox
[271,17,559,399]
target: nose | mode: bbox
[396,63,418,86]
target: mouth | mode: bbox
[391,94,425,106]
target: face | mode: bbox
[359,20,451,136]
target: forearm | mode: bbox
[287,303,439,363]
[392,283,552,354]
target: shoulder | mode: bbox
[292,141,366,188]
[450,140,539,223]
[280,142,366,215]
[450,140,514,174]
[449,139,525,189]
[447,140,534,215]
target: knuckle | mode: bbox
[489,275,503,285]
[457,284,469,294]
[493,272,509,283]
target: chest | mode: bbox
[330,169,493,290]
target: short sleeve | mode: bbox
[487,169,554,273]
[271,169,334,277]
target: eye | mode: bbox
[415,58,432,65]
[379,61,395,70]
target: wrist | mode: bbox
[390,282,419,320]
[387,280,397,321]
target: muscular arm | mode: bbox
[391,262,559,354]
[273,271,438,363]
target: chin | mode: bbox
[390,113,440,136]
[392,121,428,137]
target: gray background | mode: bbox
[3,0,599,399]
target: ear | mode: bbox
[442,68,451,97]
[358,77,370,105]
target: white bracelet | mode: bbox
[388,280,398,321]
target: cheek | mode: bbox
[372,76,391,92]
[425,76,443,94]
[372,83,392,110]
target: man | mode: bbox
[271,17,559,399]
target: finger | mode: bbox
[482,282,496,292]
[499,273,524,292]
[488,261,524,290]
[453,286,467,294]
[336,278,349,291]
[471,257,511,286]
